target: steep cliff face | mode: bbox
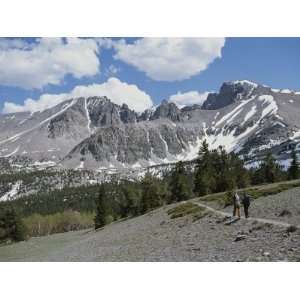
[202,80,258,109]
[63,120,206,169]
[1,80,300,171]
[150,100,182,122]
[48,98,89,139]
[87,97,137,129]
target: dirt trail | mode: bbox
[193,201,299,228]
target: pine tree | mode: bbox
[194,171,211,196]
[140,173,163,214]
[94,185,108,229]
[13,213,28,241]
[0,208,27,242]
[288,148,299,180]
[120,182,141,217]
[213,146,234,192]
[169,161,192,203]
[194,140,215,196]
[230,153,250,188]
[260,152,281,183]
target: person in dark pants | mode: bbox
[242,192,251,218]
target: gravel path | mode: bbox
[0,188,299,262]
[220,187,300,225]
[193,202,299,228]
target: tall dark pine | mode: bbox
[169,161,191,203]
[94,185,107,229]
[194,140,215,196]
[261,152,280,183]
[288,148,299,180]
[140,173,163,214]
[0,208,27,242]
[120,182,140,217]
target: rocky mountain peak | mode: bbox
[202,80,259,110]
[87,96,137,128]
[150,100,182,122]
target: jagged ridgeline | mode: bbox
[0,80,300,173]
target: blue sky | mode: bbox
[0,37,300,113]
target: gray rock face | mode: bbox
[150,100,182,122]
[64,120,205,168]
[202,80,258,110]
[138,108,154,121]
[119,103,137,124]
[87,96,137,128]
[48,98,88,139]
[1,80,300,171]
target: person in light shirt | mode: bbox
[232,191,241,219]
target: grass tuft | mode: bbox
[167,202,207,220]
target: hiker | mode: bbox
[242,192,251,218]
[232,191,241,219]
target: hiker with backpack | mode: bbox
[242,192,251,218]
[232,191,241,219]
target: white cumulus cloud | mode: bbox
[0,37,100,89]
[3,77,153,114]
[113,38,225,81]
[168,91,210,108]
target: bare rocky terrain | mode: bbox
[0,186,299,262]
[1,80,300,172]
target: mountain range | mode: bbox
[1,80,300,173]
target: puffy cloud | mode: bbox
[3,77,153,114]
[168,90,210,108]
[3,93,71,114]
[113,38,225,81]
[0,37,100,89]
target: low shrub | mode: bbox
[167,202,206,219]
[23,210,94,237]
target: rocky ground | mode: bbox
[0,187,299,262]
[240,188,300,225]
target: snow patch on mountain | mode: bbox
[176,136,203,161]
[291,129,300,140]
[280,89,293,94]
[84,98,92,134]
[0,181,22,202]
[31,161,56,168]
[242,105,257,125]
[76,161,85,170]
[159,134,169,153]
[232,80,258,88]
[226,108,243,124]
[215,96,255,127]
[1,146,20,158]
[258,95,278,118]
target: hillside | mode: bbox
[1,184,299,262]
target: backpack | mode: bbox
[243,194,251,206]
